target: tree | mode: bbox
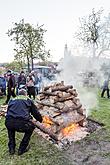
[5,61,23,72]
[76,8,110,58]
[7,19,50,71]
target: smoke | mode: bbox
[56,50,101,116]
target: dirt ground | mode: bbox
[64,127,110,165]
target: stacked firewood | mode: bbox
[35,81,86,137]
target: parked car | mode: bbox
[0,76,6,96]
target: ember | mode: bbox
[43,116,53,127]
[61,123,79,136]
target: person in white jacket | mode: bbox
[26,73,35,99]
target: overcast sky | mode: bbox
[0,0,110,63]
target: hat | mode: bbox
[20,71,24,74]
[7,70,12,76]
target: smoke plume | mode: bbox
[56,50,101,116]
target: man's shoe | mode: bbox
[9,149,15,155]
[18,145,30,155]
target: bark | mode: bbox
[68,89,78,97]
[52,85,73,92]
[41,91,58,96]
[54,96,74,103]
[35,99,60,109]
[27,54,30,72]
[62,103,82,113]
[48,116,60,126]
[31,57,34,70]
[38,94,46,100]
[44,85,52,91]
[31,120,59,141]
[54,113,86,133]
[55,104,83,115]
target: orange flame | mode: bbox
[61,123,79,136]
[43,116,53,127]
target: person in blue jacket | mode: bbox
[5,89,42,155]
[101,79,109,98]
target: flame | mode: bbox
[61,123,79,136]
[43,116,53,127]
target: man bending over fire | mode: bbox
[5,89,42,155]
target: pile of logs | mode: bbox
[35,81,87,141]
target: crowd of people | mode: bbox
[4,69,42,105]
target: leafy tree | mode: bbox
[76,8,110,58]
[7,19,50,71]
[5,61,23,72]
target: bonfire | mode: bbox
[33,81,89,146]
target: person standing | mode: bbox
[101,79,109,98]
[5,89,42,155]
[16,71,26,94]
[5,70,16,104]
[34,72,42,95]
[26,73,36,100]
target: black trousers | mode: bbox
[5,88,16,104]
[5,118,35,152]
[101,88,109,98]
[27,86,35,99]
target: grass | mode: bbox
[90,92,110,129]
[0,89,110,164]
[0,123,69,165]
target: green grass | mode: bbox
[90,92,110,129]
[0,120,69,165]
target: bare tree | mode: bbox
[76,8,110,58]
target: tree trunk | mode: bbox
[27,55,30,72]
[92,42,96,58]
[31,58,34,70]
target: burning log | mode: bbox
[31,120,59,141]
[34,81,87,141]
[54,111,85,125]
[53,111,86,133]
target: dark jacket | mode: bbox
[6,95,42,123]
[7,75,16,89]
[18,75,26,88]
[103,80,109,90]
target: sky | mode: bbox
[0,0,110,63]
